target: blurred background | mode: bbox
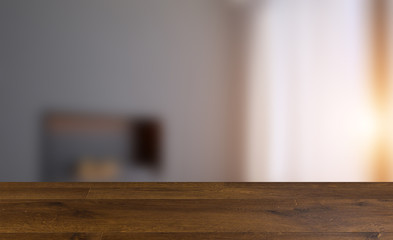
[0,0,392,181]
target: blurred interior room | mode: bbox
[1,0,393,181]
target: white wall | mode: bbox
[0,0,238,181]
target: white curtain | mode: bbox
[244,0,393,181]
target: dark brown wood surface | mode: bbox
[0,183,393,239]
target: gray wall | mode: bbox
[0,0,239,181]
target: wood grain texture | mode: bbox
[0,183,392,239]
[100,232,390,240]
[0,233,101,240]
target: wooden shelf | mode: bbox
[0,183,391,239]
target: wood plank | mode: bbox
[3,182,393,200]
[0,233,102,240]
[0,198,393,233]
[101,232,389,240]
[1,183,393,238]
[87,182,226,199]
[0,232,390,240]
[87,182,393,199]
[0,188,89,199]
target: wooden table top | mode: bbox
[0,182,391,239]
